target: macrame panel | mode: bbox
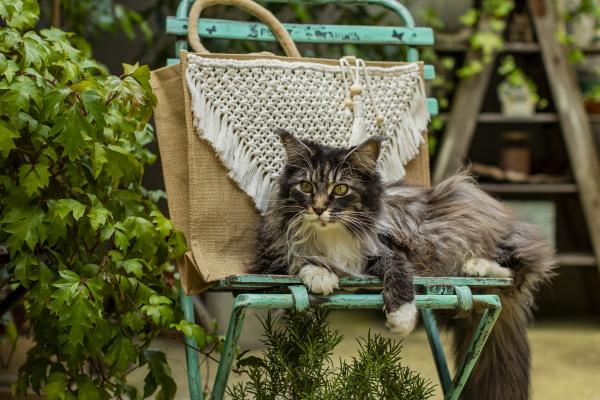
[186,54,430,213]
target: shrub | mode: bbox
[228,311,436,400]
[0,1,211,398]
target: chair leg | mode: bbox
[180,289,203,400]
[445,299,503,400]
[421,309,452,395]
[210,295,248,400]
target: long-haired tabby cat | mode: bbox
[250,129,555,400]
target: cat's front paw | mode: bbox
[298,265,339,295]
[386,302,418,337]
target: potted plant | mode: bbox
[497,56,547,117]
[559,0,599,47]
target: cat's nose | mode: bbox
[312,206,327,215]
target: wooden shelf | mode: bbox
[478,112,559,123]
[557,253,597,267]
[481,183,578,194]
[434,42,540,53]
[504,42,540,53]
[581,46,600,54]
[434,42,600,54]
[436,113,600,124]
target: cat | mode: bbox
[249,129,555,400]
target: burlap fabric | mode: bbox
[151,52,430,294]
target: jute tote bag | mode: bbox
[152,0,430,294]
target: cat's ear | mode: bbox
[276,128,312,162]
[346,136,385,171]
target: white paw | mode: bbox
[298,264,339,295]
[386,302,418,337]
[462,258,513,278]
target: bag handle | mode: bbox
[187,0,301,57]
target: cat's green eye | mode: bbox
[300,181,313,193]
[333,184,348,196]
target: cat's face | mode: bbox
[274,129,384,235]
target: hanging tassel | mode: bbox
[349,83,368,146]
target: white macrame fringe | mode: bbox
[377,77,429,182]
[186,71,276,212]
[186,56,430,214]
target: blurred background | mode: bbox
[83,0,600,318]
[2,0,599,398]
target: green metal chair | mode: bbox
[165,1,509,399]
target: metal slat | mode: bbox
[167,17,434,45]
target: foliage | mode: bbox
[0,1,217,398]
[228,311,436,400]
[497,55,547,108]
[457,0,515,78]
[558,0,600,101]
[40,0,153,42]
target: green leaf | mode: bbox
[151,210,173,237]
[52,107,91,160]
[119,259,144,278]
[44,372,68,400]
[0,120,19,157]
[92,142,108,179]
[50,270,81,310]
[141,296,174,326]
[100,223,114,242]
[0,75,40,113]
[149,294,171,306]
[0,0,40,30]
[63,295,95,347]
[459,8,479,26]
[171,320,206,349]
[50,199,86,221]
[143,349,177,399]
[168,230,187,259]
[1,205,47,251]
[13,252,38,286]
[106,336,137,372]
[23,31,50,69]
[18,159,52,197]
[76,376,101,400]
[88,203,111,230]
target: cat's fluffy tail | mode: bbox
[452,221,556,400]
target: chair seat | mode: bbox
[210,274,512,291]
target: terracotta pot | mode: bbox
[500,131,531,175]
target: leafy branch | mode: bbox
[0,1,216,398]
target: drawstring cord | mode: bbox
[339,56,385,145]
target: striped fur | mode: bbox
[250,132,556,398]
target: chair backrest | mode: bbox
[166,0,438,116]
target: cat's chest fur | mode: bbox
[291,222,377,276]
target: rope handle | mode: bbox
[187,0,301,57]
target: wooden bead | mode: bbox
[344,98,353,108]
[375,114,385,125]
[350,84,363,96]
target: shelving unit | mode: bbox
[432,0,600,273]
